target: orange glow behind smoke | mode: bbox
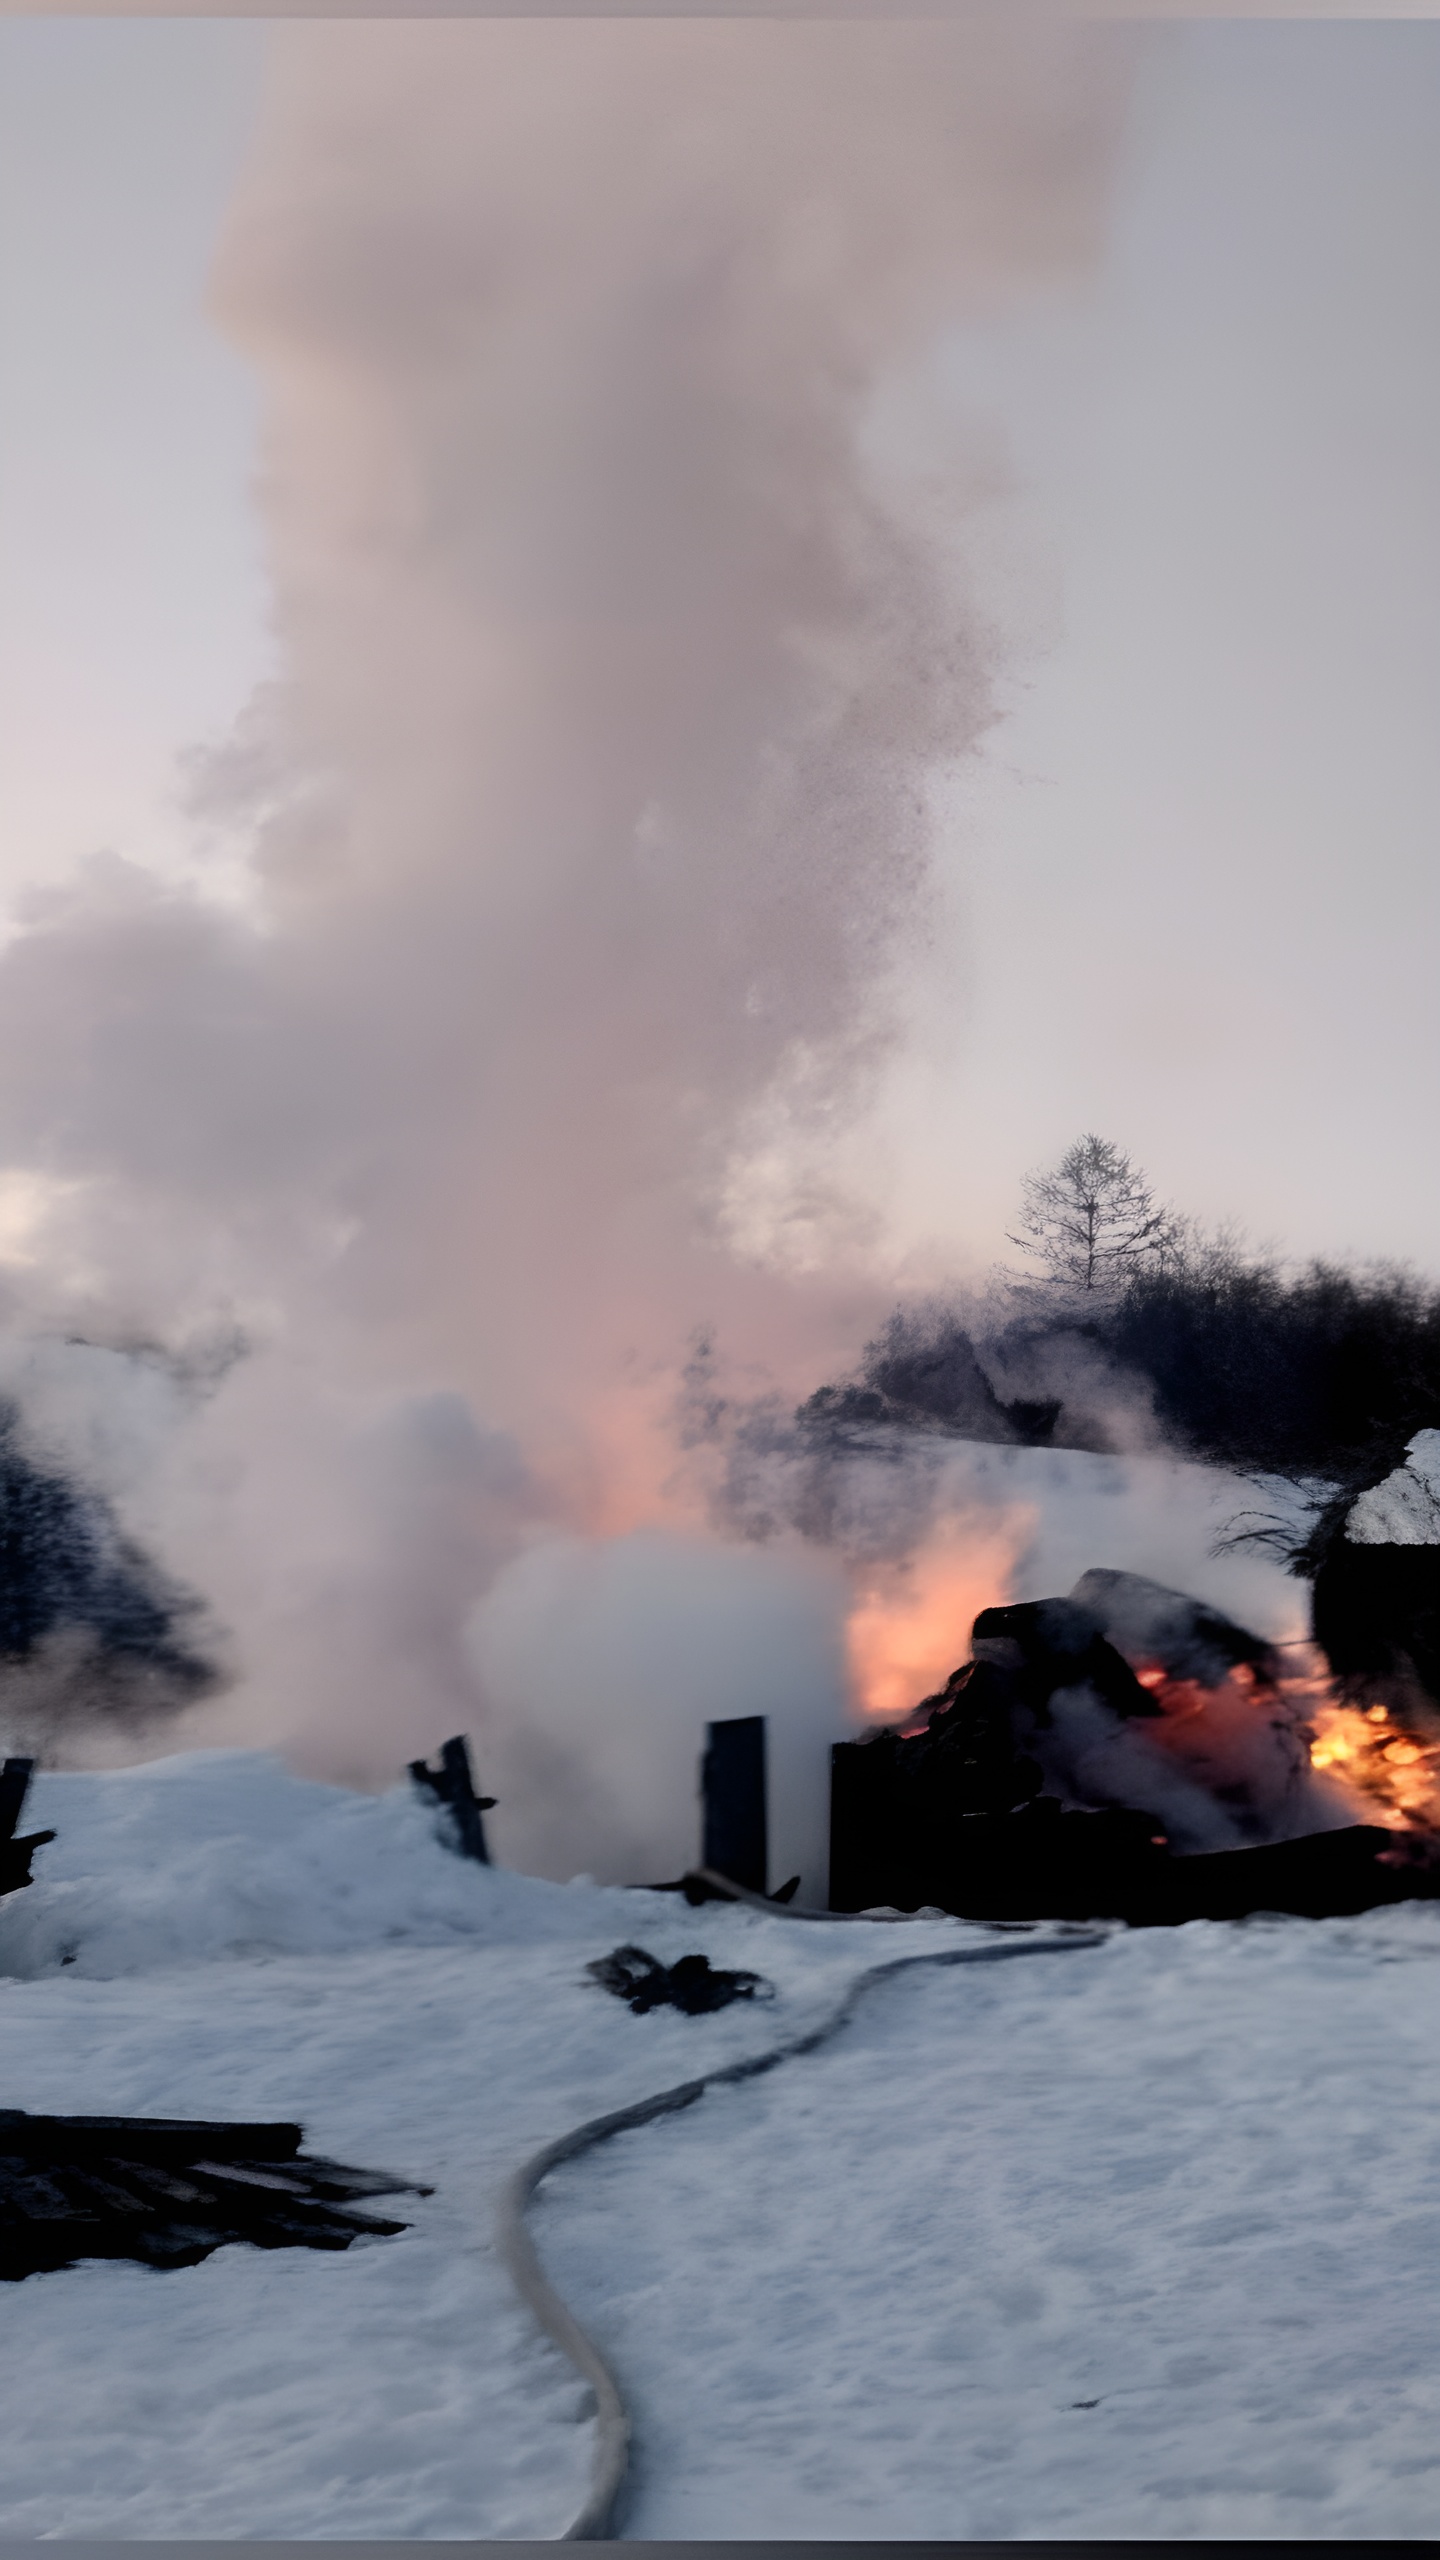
[846,1508,1035,1724]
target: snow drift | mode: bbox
[0,1751,640,1981]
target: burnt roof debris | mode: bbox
[1069,1567,1283,1691]
[829,1567,1440,1925]
[0,2111,427,2283]
[970,1595,1164,1723]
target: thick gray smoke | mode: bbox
[0,22,1133,1881]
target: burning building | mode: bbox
[829,1562,1440,1924]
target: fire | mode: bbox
[848,1550,1440,1838]
[1139,1644,1440,1837]
[845,1507,1035,1725]
[1306,1694,1440,1833]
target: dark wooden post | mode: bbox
[828,1737,901,1913]
[0,1758,32,1843]
[701,1715,767,1894]
[408,1735,495,1864]
[0,1757,55,1900]
[828,1740,867,1912]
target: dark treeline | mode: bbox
[0,1402,220,1743]
[1096,1250,1440,1483]
[804,1136,1440,1493]
[804,1250,1440,1495]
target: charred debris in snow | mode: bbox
[586,1944,773,2016]
[0,2110,426,2283]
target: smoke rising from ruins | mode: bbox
[0,21,1141,1879]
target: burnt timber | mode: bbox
[0,2111,425,2282]
[0,1757,53,1900]
[830,1572,1440,1925]
[829,1760,1435,1923]
[701,1714,769,1895]
[409,1733,495,1863]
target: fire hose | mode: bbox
[495,1921,1106,2540]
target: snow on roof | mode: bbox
[1345,1428,1440,1546]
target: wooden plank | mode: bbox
[701,1716,767,1895]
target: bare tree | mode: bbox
[1008,1134,1180,1297]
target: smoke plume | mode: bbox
[0,22,1134,1881]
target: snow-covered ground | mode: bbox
[546,1919,1440,2540]
[2,1751,1438,2538]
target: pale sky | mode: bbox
[2,17,1438,1282]
[0,19,267,901]
[872,20,1440,1279]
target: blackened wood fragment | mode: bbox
[0,2111,305,2163]
[296,2155,424,2200]
[0,2112,426,2283]
[702,1716,768,1894]
[0,1759,54,1898]
[59,2168,152,2217]
[0,1757,33,1841]
[409,1733,495,1863]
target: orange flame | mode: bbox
[1306,1692,1440,1833]
[846,1507,1035,1725]
[1137,1643,1440,1836]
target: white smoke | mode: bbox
[468,1528,849,1894]
[0,20,1134,1876]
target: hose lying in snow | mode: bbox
[495,1926,1106,2540]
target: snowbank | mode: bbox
[1346,1428,1440,1544]
[0,1750,633,1980]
